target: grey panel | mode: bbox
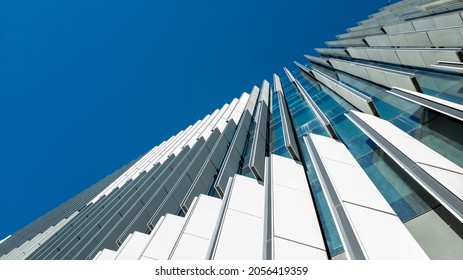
[311,68,379,116]
[329,58,422,92]
[249,81,269,181]
[214,111,252,194]
[304,55,332,68]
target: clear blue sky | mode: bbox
[0,0,387,240]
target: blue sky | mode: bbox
[0,0,386,240]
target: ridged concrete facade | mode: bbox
[1,0,462,260]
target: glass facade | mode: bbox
[1,0,463,260]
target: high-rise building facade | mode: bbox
[1,0,462,260]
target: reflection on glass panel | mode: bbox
[358,150,439,222]
[271,145,291,158]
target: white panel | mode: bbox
[213,175,264,260]
[213,209,264,260]
[115,231,150,260]
[142,214,185,260]
[273,184,326,250]
[274,237,327,260]
[182,195,222,239]
[316,156,393,214]
[95,249,118,260]
[140,256,156,260]
[170,234,211,260]
[271,154,309,193]
[270,154,327,259]
[344,203,428,259]
[227,176,265,218]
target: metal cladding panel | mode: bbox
[405,206,463,259]
[181,195,222,239]
[384,21,415,33]
[94,249,117,260]
[182,161,217,209]
[329,59,421,92]
[249,133,266,180]
[270,154,327,259]
[171,195,222,260]
[274,237,327,260]
[343,203,429,260]
[406,32,433,47]
[420,48,463,66]
[304,55,332,68]
[170,234,211,260]
[278,93,301,159]
[249,95,268,180]
[346,110,463,224]
[212,175,265,260]
[259,80,270,106]
[427,27,463,47]
[142,215,185,260]
[115,231,150,260]
[306,133,428,259]
[396,49,428,67]
[214,110,252,193]
[244,86,260,114]
[311,69,378,116]
[215,146,241,193]
[378,49,402,64]
[213,210,263,260]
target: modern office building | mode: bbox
[1,0,462,260]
